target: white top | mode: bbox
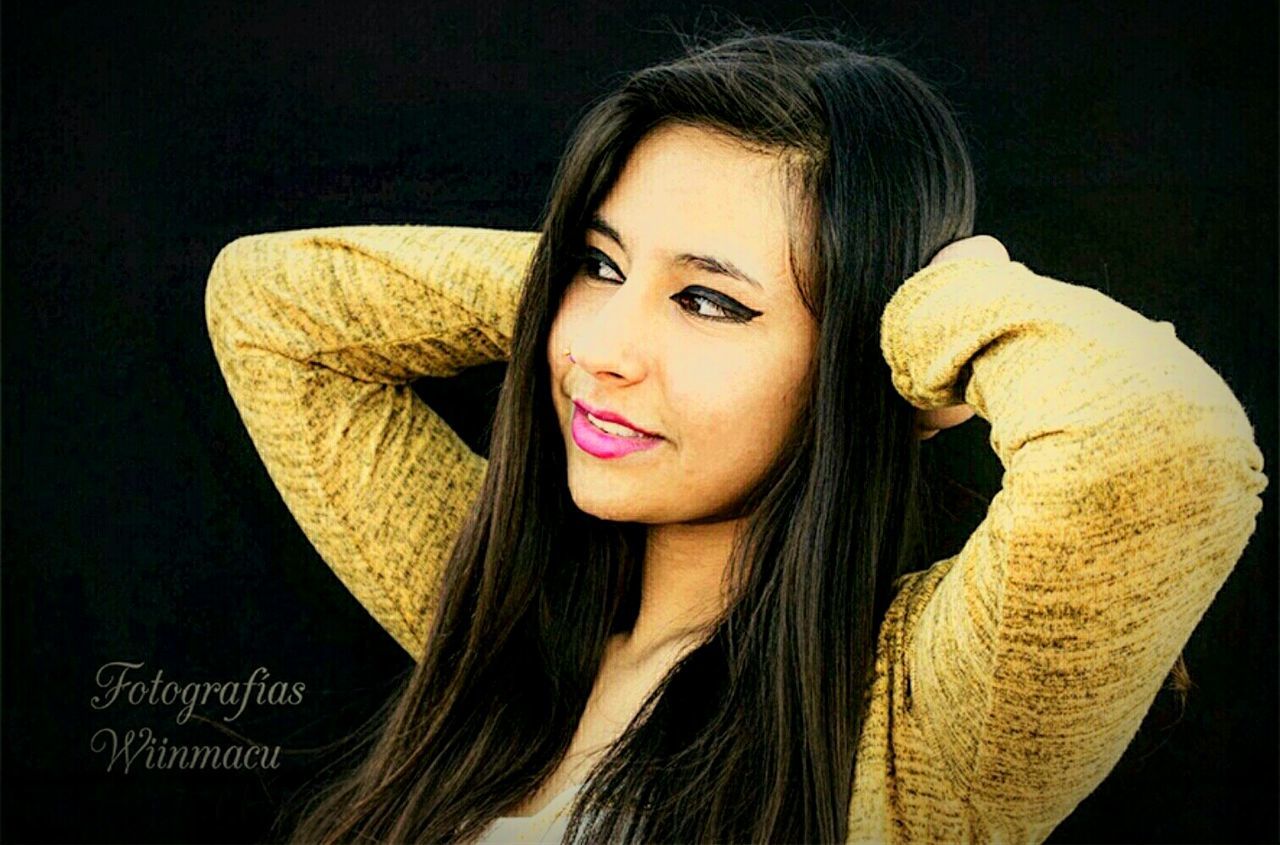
[471,782,585,844]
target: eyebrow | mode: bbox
[588,213,764,291]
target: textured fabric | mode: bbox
[205,225,1267,844]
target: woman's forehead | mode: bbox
[591,123,802,292]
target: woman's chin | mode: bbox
[567,486,643,522]
[564,475,661,523]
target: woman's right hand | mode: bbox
[912,235,1011,439]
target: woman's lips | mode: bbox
[573,399,661,437]
[570,401,664,459]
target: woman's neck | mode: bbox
[617,519,741,662]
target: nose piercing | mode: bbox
[563,347,576,364]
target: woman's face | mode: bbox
[547,122,818,523]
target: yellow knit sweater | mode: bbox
[204,225,1266,844]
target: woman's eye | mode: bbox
[671,290,745,322]
[574,248,761,324]
[577,250,624,283]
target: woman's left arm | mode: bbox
[880,254,1267,839]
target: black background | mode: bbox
[4,1,1276,843]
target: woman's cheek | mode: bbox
[675,377,760,440]
[550,287,594,353]
[547,293,584,367]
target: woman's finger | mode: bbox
[928,234,1010,268]
[915,403,976,438]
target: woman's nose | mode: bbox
[568,280,653,384]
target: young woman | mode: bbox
[204,31,1267,845]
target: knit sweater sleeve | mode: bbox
[879,257,1267,840]
[204,225,539,660]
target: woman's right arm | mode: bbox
[204,225,540,661]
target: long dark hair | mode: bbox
[284,26,987,844]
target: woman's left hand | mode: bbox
[913,234,1010,440]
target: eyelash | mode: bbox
[573,249,761,324]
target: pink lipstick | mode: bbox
[571,400,664,459]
